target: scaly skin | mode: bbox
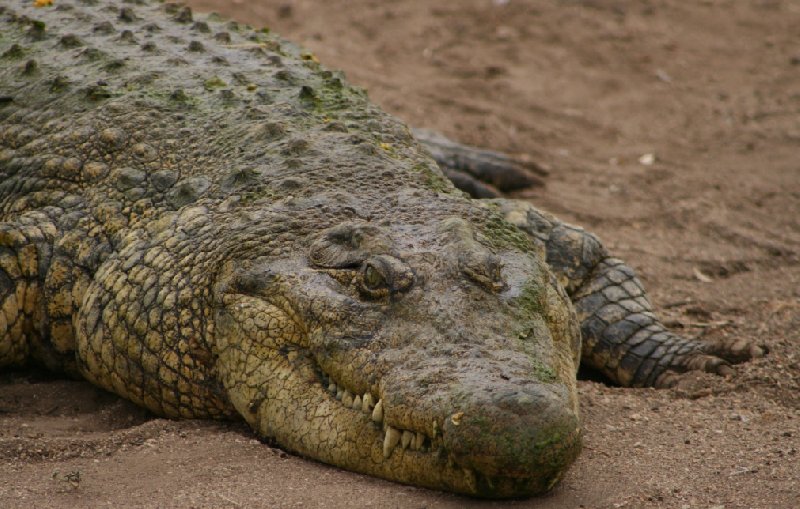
[0,0,761,498]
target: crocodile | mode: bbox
[0,0,763,498]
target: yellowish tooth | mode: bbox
[383,427,401,459]
[401,430,413,450]
[336,387,344,400]
[361,393,374,413]
[371,400,383,423]
[413,432,425,450]
[327,382,337,394]
[352,395,362,410]
[342,390,354,407]
[431,420,438,439]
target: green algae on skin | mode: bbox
[413,162,456,194]
[204,76,228,90]
[479,210,536,253]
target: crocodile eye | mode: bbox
[354,255,414,299]
[359,261,389,298]
[363,264,385,289]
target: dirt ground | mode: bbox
[2,0,799,507]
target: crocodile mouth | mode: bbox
[237,335,578,498]
[291,354,579,498]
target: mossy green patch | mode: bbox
[515,279,546,318]
[413,162,455,194]
[477,205,535,252]
[530,359,557,384]
[29,20,46,40]
[204,76,227,90]
[1,44,24,59]
[306,75,369,115]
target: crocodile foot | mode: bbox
[653,337,767,388]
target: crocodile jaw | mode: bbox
[241,347,581,498]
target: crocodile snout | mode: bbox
[441,383,581,496]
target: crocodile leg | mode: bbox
[0,214,54,369]
[413,128,547,197]
[490,199,765,387]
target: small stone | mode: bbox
[638,153,656,166]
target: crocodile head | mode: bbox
[213,213,582,498]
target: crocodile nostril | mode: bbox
[459,249,506,293]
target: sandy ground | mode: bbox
[2,0,799,507]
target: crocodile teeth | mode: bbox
[383,426,401,458]
[401,430,413,450]
[342,390,354,407]
[371,399,384,423]
[361,393,374,413]
[413,432,425,451]
[327,382,337,394]
[336,387,344,400]
[352,395,362,410]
